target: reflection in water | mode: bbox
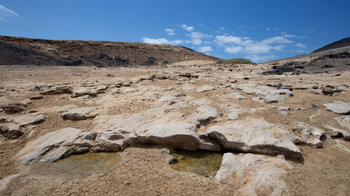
[170,151,223,177]
[30,152,121,178]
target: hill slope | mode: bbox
[0,35,218,66]
[313,37,350,53]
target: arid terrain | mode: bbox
[0,36,350,196]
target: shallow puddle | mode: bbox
[170,151,223,177]
[30,152,121,178]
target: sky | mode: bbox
[0,0,349,62]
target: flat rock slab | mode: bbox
[215,153,293,196]
[324,101,350,115]
[0,103,26,114]
[11,112,46,126]
[207,117,302,160]
[238,83,293,103]
[135,120,200,151]
[61,107,97,120]
[17,127,83,165]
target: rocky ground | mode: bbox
[0,61,350,195]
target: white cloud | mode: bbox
[224,46,243,54]
[0,5,20,21]
[142,37,183,45]
[295,43,307,48]
[261,36,292,44]
[215,35,242,45]
[198,46,213,53]
[246,55,276,62]
[181,24,194,31]
[281,32,307,39]
[189,31,211,45]
[165,28,175,36]
[244,44,272,54]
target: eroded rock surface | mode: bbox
[324,101,350,114]
[207,117,302,160]
[61,107,97,120]
[216,153,293,196]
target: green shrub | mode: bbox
[217,58,254,64]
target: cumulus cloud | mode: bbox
[165,28,175,36]
[189,31,211,45]
[142,37,183,45]
[198,46,213,53]
[215,35,242,45]
[181,24,194,31]
[224,46,243,54]
[0,5,20,21]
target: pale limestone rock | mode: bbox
[11,112,46,126]
[227,110,240,120]
[227,92,245,100]
[17,127,82,165]
[293,122,326,148]
[324,101,350,115]
[60,107,97,120]
[216,153,293,196]
[326,125,350,141]
[238,83,293,103]
[188,105,218,126]
[335,116,350,129]
[71,87,98,98]
[135,120,200,151]
[207,117,301,160]
[196,85,215,93]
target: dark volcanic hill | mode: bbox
[313,37,350,53]
[0,35,218,66]
[262,37,350,75]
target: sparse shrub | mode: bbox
[217,58,254,64]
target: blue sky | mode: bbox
[0,0,349,62]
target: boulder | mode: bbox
[60,107,97,120]
[0,103,26,114]
[11,112,46,126]
[17,127,83,165]
[293,122,326,148]
[216,153,293,196]
[324,101,350,115]
[0,123,22,139]
[207,117,302,160]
